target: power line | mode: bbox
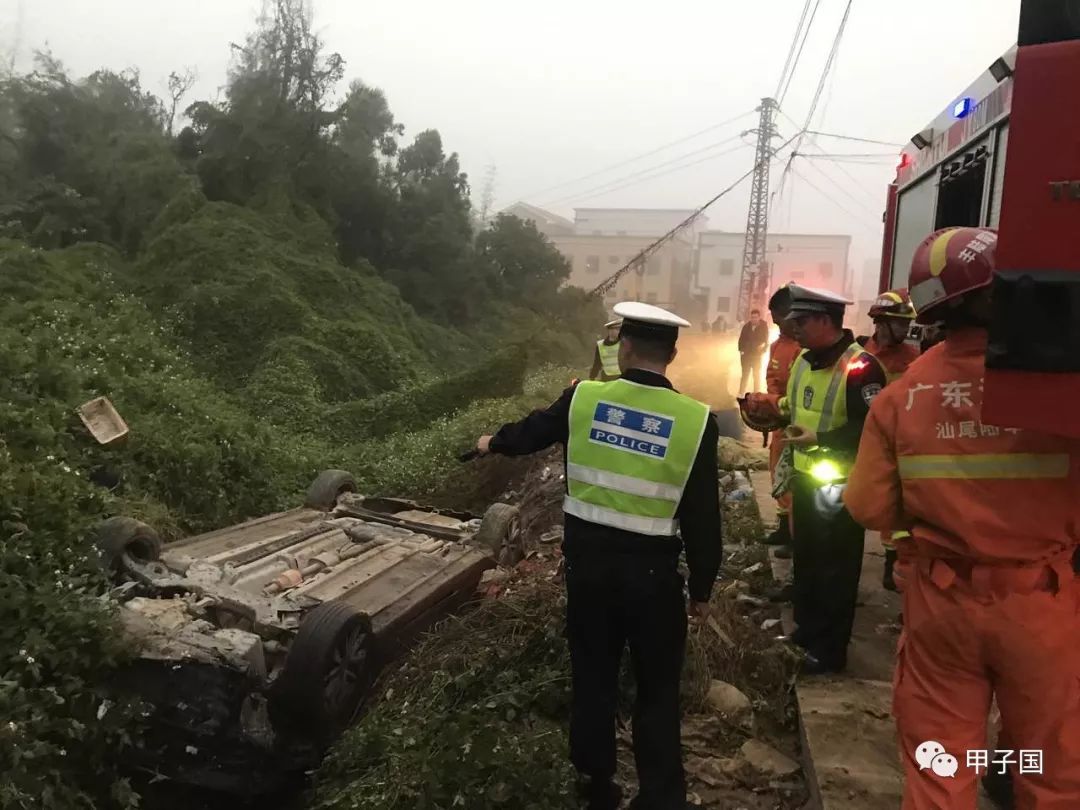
[542,134,748,207]
[774,0,814,99]
[517,109,756,202]
[801,134,886,208]
[790,166,881,234]
[796,151,882,219]
[591,132,802,298]
[805,129,903,148]
[779,0,824,106]
[552,143,753,207]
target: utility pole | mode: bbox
[737,97,778,321]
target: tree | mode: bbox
[474,164,497,229]
[0,55,184,254]
[476,214,570,311]
[165,68,197,135]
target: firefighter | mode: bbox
[862,288,921,591]
[844,226,1080,810]
[589,318,623,381]
[476,301,722,810]
[741,285,886,673]
[762,284,802,563]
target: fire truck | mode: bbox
[879,1,1080,438]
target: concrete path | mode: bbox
[751,471,903,809]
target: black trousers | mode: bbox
[565,553,687,808]
[790,474,865,668]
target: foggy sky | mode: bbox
[2,0,1023,295]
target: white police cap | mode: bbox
[613,301,691,329]
[784,284,852,319]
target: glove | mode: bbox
[883,549,898,592]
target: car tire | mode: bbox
[271,602,373,743]
[473,503,521,557]
[95,516,163,573]
[303,469,357,510]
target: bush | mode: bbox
[314,580,576,810]
[0,442,141,810]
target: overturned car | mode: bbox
[102,470,521,793]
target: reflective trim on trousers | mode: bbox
[566,462,684,502]
[898,453,1070,480]
[563,496,677,537]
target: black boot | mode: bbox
[577,777,623,810]
[763,518,790,546]
[982,768,1014,809]
[882,549,898,592]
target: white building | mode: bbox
[694,231,853,329]
[503,203,853,331]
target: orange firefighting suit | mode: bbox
[844,328,1080,810]
[862,336,921,553]
[766,334,802,518]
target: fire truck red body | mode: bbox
[879,3,1080,437]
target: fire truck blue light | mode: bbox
[952,98,974,119]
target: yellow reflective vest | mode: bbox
[565,379,710,536]
[785,343,868,475]
[596,339,622,378]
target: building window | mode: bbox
[818,262,833,278]
[719,258,735,276]
[716,296,731,313]
[645,292,658,303]
[608,255,620,264]
[646,257,661,275]
[586,255,600,274]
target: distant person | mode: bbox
[737,309,769,394]
[711,315,728,334]
[589,319,622,381]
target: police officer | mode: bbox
[589,318,623,381]
[743,285,886,674]
[476,302,722,810]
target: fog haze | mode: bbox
[3,0,1023,294]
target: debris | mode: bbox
[725,489,752,502]
[184,745,199,756]
[722,580,751,596]
[706,680,753,728]
[539,527,563,544]
[705,616,734,647]
[481,569,511,586]
[740,739,800,778]
[741,561,765,576]
[761,618,782,632]
[735,593,767,608]
[686,755,740,787]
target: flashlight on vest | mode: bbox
[809,459,844,484]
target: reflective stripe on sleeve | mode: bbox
[563,496,677,536]
[566,463,683,502]
[898,453,1070,480]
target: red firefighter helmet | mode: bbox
[909,227,998,324]
[868,288,916,320]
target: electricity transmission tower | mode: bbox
[737,97,778,321]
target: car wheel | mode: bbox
[303,469,357,510]
[95,516,163,575]
[272,602,373,743]
[473,503,522,557]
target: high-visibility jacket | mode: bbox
[864,336,920,384]
[785,343,868,474]
[844,328,1080,563]
[766,334,802,396]
[596,340,621,378]
[565,378,710,536]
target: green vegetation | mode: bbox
[0,1,603,806]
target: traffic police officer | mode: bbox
[476,302,722,810]
[590,318,623,381]
[743,285,886,673]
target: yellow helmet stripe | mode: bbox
[928,229,960,277]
